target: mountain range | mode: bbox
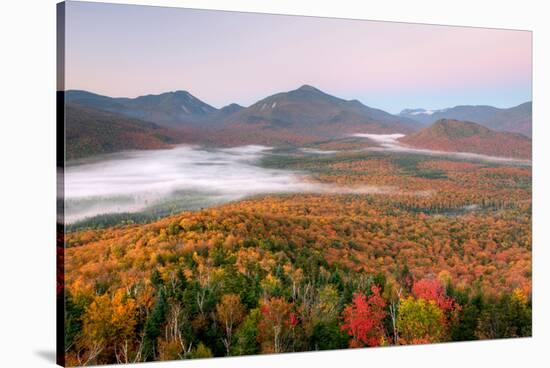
[64,86,532,159]
[66,90,218,127]
[66,85,417,133]
[222,85,418,134]
[399,102,532,137]
[399,119,532,159]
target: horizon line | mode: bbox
[62,86,532,114]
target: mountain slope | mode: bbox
[66,90,217,127]
[485,102,532,137]
[208,103,245,122]
[65,86,420,144]
[199,85,420,146]
[224,85,418,135]
[399,102,532,137]
[399,119,532,159]
[65,103,183,160]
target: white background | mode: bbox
[0,0,548,367]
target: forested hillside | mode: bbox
[400,119,532,159]
[65,104,183,160]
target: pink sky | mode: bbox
[65,2,532,113]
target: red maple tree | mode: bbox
[412,278,455,312]
[341,285,387,347]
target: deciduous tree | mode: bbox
[258,297,298,353]
[340,286,386,347]
[216,294,246,355]
[397,297,445,344]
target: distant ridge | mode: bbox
[66,89,217,127]
[399,102,532,137]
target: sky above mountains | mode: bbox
[64,1,532,114]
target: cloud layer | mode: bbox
[352,133,532,165]
[64,145,390,223]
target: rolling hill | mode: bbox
[64,103,184,160]
[400,102,532,137]
[399,119,532,159]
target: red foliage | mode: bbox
[258,297,297,353]
[400,119,532,159]
[341,286,387,347]
[288,312,299,327]
[412,278,455,312]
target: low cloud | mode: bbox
[64,145,394,223]
[351,133,531,166]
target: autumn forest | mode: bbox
[60,125,532,365]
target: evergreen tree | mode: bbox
[142,290,168,361]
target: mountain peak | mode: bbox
[66,88,217,126]
[430,119,490,138]
[296,84,321,93]
[224,103,243,109]
[219,103,244,115]
[171,90,191,96]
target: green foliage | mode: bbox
[476,291,531,339]
[311,321,348,350]
[142,290,168,361]
[449,291,483,341]
[232,309,261,356]
[64,292,87,350]
[167,222,181,235]
[392,155,447,179]
[190,342,213,359]
[150,269,164,290]
[397,297,445,343]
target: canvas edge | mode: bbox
[56,2,66,367]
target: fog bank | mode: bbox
[352,133,531,165]
[64,145,391,224]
